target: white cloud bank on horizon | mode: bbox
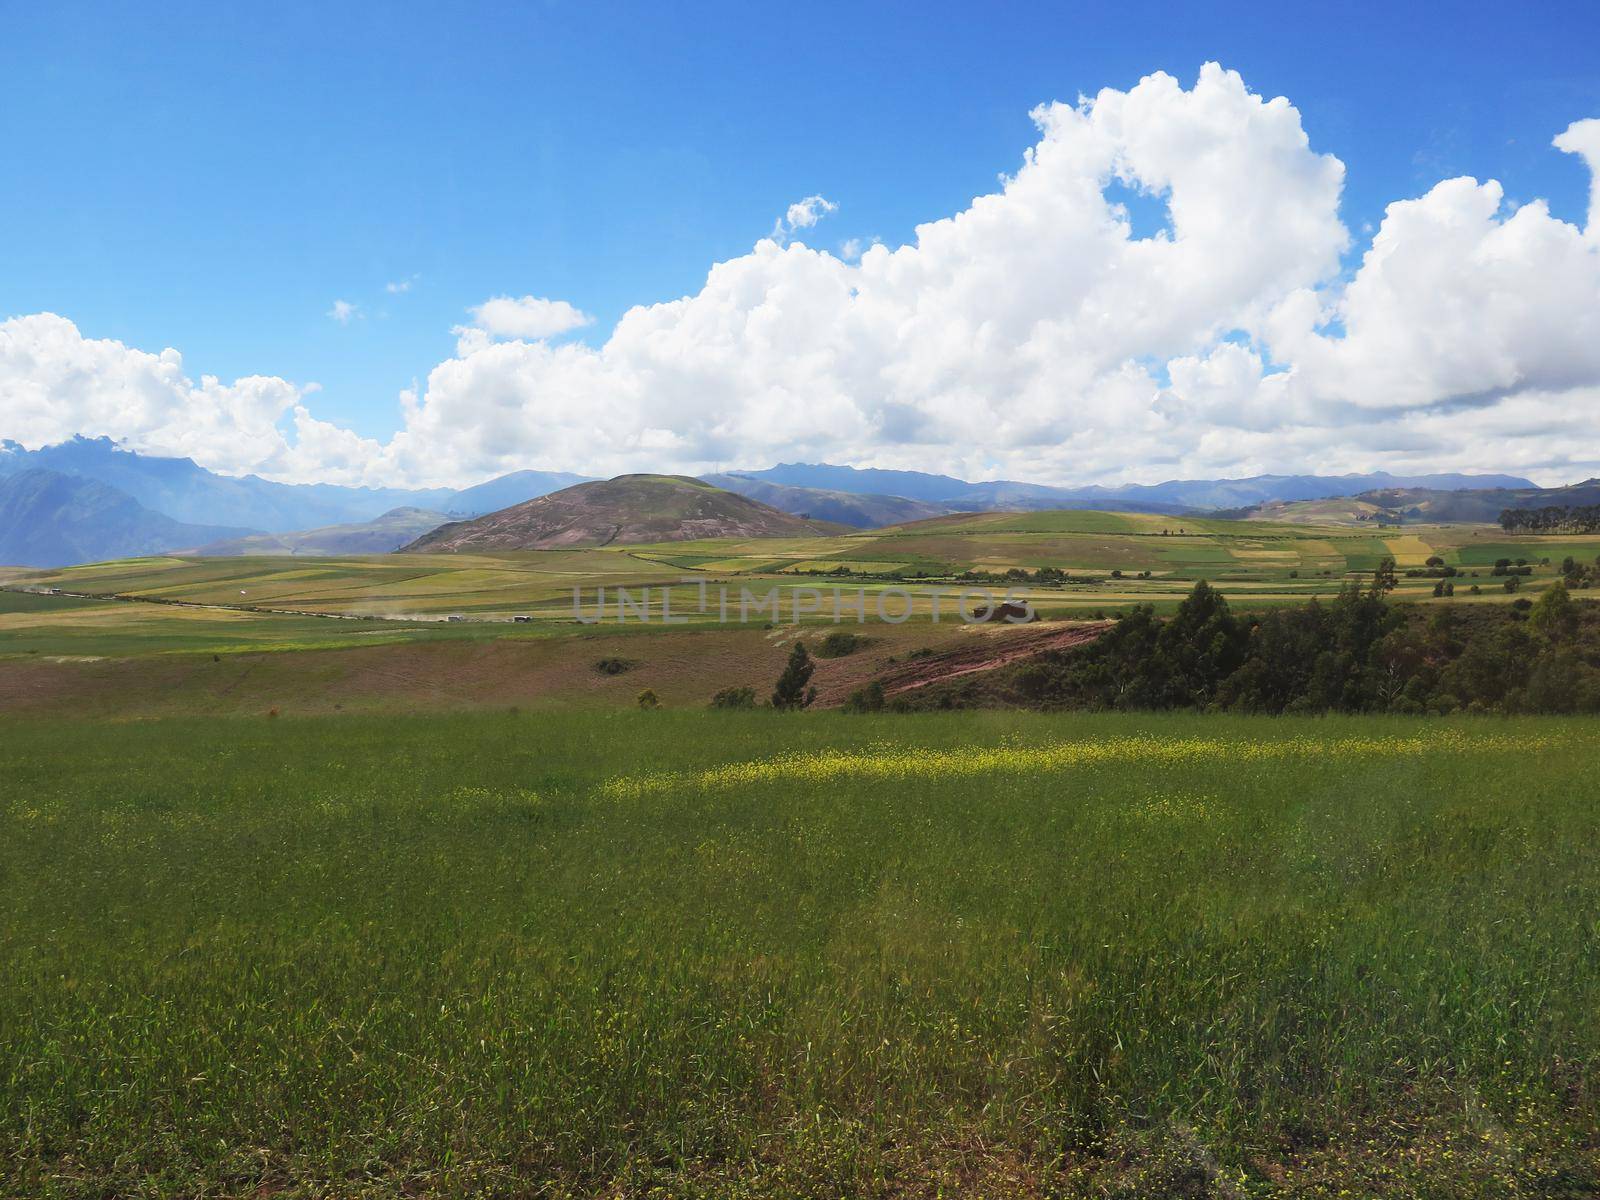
[3,63,1599,489]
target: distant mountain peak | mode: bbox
[0,438,586,551]
[0,468,256,567]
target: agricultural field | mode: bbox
[7,512,1596,627]
[633,510,1596,587]
[0,605,1032,718]
[4,511,1600,1197]
[5,711,1600,1197]
[3,510,1594,718]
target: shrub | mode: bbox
[841,680,886,713]
[709,686,756,709]
[816,630,866,658]
[594,657,635,675]
[635,689,660,710]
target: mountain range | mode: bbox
[1225,479,1600,525]
[0,469,255,567]
[0,436,1568,569]
[1346,479,1600,525]
[0,437,586,532]
[732,463,1538,513]
[189,507,454,556]
[0,438,590,566]
[701,474,953,527]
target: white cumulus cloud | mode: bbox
[0,312,309,476]
[1554,117,1600,241]
[3,64,1599,489]
[772,195,838,241]
[326,299,361,324]
[465,295,594,341]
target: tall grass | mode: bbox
[3,711,1599,1196]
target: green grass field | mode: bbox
[5,710,1600,1197]
[3,509,1594,727]
[5,512,1595,642]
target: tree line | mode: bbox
[1499,505,1600,533]
[909,570,1600,716]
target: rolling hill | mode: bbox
[1229,479,1600,525]
[23,503,1593,628]
[1358,479,1600,524]
[187,507,451,556]
[402,475,848,552]
[1214,497,1399,524]
[0,469,256,567]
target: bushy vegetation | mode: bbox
[1557,552,1600,589]
[4,712,1600,1197]
[1500,504,1600,533]
[840,679,886,712]
[954,564,1102,586]
[814,629,866,657]
[913,575,1600,715]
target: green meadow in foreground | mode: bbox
[4,711,1600,1197]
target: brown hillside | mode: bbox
[401,474,846,551]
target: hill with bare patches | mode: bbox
[401,475,847,551]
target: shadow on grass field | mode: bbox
[4,710,1600,1197]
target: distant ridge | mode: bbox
[1226,479,1600,525]
[0,469,256,567]
[1358,479,1600,524]
[701,474,953,528]
[0,437,584,534]
[0,436,456,532]
[448,469,592,516]
[0,437,1567,566]
[732,463,1537,513]
[187,507,452,556]
[402,475,847,552]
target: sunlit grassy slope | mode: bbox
[10,511,1595,620]
[5,711,1600,1197]
[2,513,1593,679]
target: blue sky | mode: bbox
[3,2,1599,485]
